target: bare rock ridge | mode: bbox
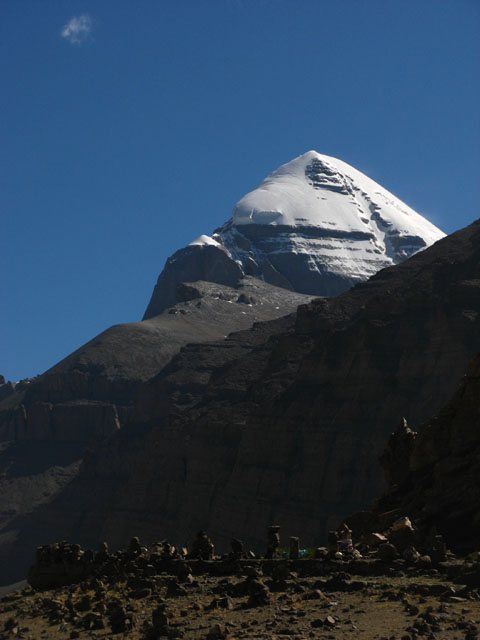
[15,219,478,585]
[0,280,311,448]
[143,151,444,317]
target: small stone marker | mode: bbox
[289,536,300,560]
[266,525,281,559]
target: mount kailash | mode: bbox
[144,150,444,317]
[0,150,446,585]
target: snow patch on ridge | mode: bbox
[189,234,223,248]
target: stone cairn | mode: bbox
[265,525,281,559]
[28,519,458,591]
[289,536,300,560]
[188,531,214,560]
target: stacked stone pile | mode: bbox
[28,522,480,594]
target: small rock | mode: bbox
[377,543,399,562]
[311,618,323,628]
[363,533,388,548]
[217,596,234,610]
[4,619,16,631]
[206,622,228,639]
[417,554,432,567]
[75,595,91,612]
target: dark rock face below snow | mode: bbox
[14,220,479,579]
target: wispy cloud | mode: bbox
[60,15,93,45]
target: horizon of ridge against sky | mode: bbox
[1,0,479,381]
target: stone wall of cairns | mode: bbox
[28,519,468,591]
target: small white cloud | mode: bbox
[60,15,93,45]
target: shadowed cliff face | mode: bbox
[19,220,479,572]
[368,353,480,552]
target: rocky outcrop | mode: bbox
[12,219,477,582]
[0,401,121,442]
[368,352,480,552]
[0,377,15,403]
[378,418,417,488]
[143,244,244,319]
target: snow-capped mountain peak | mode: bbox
[230,150,442,249]
[144,151,445,318]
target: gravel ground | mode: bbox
[1,569,479,639]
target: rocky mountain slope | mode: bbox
[8,219,476,587]
[1,278,310,431]
[144,151,444,317]
[0,152,445,585]
[0,279,311,586]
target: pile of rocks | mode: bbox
[28,536,185,590]
[28,518,479,595]
[4,530,480,640]
[343,502,460,570]
[28,528,269,591]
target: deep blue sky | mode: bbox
[2,0,479,381]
